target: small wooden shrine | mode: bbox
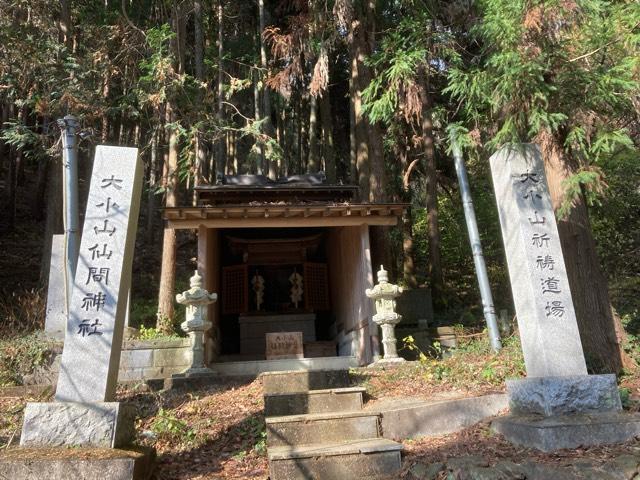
[163,174,406,366]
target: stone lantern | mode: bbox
[366,265,405,363]
[176,270,217,375]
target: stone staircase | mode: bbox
[263,369,402,480]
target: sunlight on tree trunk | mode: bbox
[538,129,633,374]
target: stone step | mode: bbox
[262,368,351,395]
[211,357,357,378]
[266,411,380,447]
[264,387,366,417]
[268,439,402,480]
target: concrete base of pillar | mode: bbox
[507,374,621,416]
[492,412,640,452]
[20,402,135,448]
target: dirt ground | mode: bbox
[3,361,640,479]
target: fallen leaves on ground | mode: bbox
[118,378,269,480]
[400,420,640,477]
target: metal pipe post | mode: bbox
[452,142,502,352]
[59,115,80,308]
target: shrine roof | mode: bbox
[163,203,408,229]
[195,173,358,205]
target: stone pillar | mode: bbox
[366,265,405,364]
[176,270,217,376]
[22,146,142,448]
[489,144,640,451]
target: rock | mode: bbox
[463,466,511,480]
[507,375,621,416]
[20,402,135,448]
[494,461,527,478]
[409,462,445,479]
[605,455,640,480]
[571,464,622,480]
[447,455,490,471]
[518,461,580,480]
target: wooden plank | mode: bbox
[167,216,399,229]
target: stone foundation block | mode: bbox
[20,402,136,448]
[0,446,154,480]
[268,439,402,480]
[261,369,350,395]
[264,387,365,417]
[266,411,380,447]
[507,374,621,416]
[492,412,640,452]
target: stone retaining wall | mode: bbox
[24,338,192,385]
[118,338,191,381]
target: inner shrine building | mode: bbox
[163,174,406,368]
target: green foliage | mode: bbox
[0,333,58,386]
[446,0,639,167]
[151,408,196,444]
[138,325,180,341]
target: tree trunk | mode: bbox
[253,68,264,174]
[157,106,179,333]
[401,149,418,288]
[157,7,185,334]
[146,126,159,243]
[215,0,225,179]
[101,72,110,143]
[193,0,206,205]
[59,0,73,49]
[350,0,390,270]
[537,129,632,374]
[350,42,369,200]
[258,0,276,179]
[308,94,320,172]
[420,76,443,301]
[349,74,357,185]
[319,90,336,183]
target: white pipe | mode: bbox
[452,141,502,352]
[58,115,80,311]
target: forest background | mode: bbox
[0,0,638,375]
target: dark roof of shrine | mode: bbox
[167,173,408,228]
[196,173,359,205]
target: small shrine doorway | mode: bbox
[218,228,334,360]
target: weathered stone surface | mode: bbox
[507,374,622,416]
[605,455,640,479]
[378,393,508,440]
[266,411,380,447]
[265,331,304,360]
[268,439,401,480]
[261,369,351,394]
[490,144,587,377]
[517,462,580,480]
[493,460,528,479]
[435,456,640,480]
[152,347,191,367]
[447,455,490,471]
[396,288,433,325]
[0,447,154,480]
[20,402,135,448]
[119,349,154,370]
[55,146,143,403]
[44,234,67,339]
[408,462,445,480]
[458,466,512,480]
[264,387,365,417]
[492,412,640,452]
